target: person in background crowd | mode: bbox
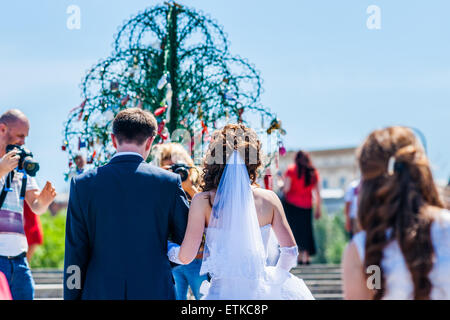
[344,179,360,239]
[153,143,200,200]
[283,150,321,265]
[23,201,44,262]
[0,109,56,300]
[74,154,86,175]
[343,126,450,299]
[67,154,86,182]
[153,142,208,300]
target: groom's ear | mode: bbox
[145,136,155,151]
[111,133,118,149]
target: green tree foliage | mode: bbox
[30,212,66,269]
[312,210,349,264]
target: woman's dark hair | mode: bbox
[295,150,317,187]
[357,126,444,300]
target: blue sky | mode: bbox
[1,0,449,192]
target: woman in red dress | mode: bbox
[283,151,321,264]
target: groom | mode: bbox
[64,108,189,300]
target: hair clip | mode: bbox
[387,156,395,175]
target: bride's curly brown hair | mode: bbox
[357,126,444,300]
[201,124,262,193]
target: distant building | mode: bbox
[278,147,359,214]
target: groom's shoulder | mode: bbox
[71,162,180,185]
[71,167,98,185]
[137,162,180,183]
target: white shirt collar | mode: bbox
[112,151,144,159]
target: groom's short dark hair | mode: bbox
[113,108,157,145]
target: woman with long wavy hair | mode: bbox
[343,126,450,299]
[282,150,321,264]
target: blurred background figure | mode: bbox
[153,143,200,200]
[343,126,450,300]
[66,154,86,183]
[74,154,86,175]
[23,201,43,262]
[282,150,321,265]
[153,142,208,300]
[344,179,360,239]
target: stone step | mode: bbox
[294,270,342,275]
[292,273,342,280]
[35,284,63,299]
[294,267,342,272]
[32,275,344,282]
[309,286,343,294]
[313,293,343,300]
[294,264,341,269]
[34,278,63,284]
[32,265,345,300]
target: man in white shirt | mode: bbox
[0,109,56,300]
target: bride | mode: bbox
[168,124,314,300]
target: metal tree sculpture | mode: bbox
[63,2,285,176]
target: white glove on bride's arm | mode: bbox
[167,241,187,265]
[276,246,299,271]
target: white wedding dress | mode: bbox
[200,224,314,300]
[168,151,314,300]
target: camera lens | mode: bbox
[23,159,40,177]
[174,167,189,182]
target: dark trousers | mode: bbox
[283,201,317,256]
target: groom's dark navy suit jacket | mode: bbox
[63,154,189,300]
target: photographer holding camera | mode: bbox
[155,143,200,200]
[153,142,207,300]
[0,109,56,300]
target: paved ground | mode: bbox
[32,264,343,300]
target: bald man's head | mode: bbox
[0,109,30,149]
[0,109,29,126]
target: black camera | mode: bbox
[6,144,40,177]
[170,163,191,182]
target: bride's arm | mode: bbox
[268,191,299,271]
[270,192,296,248]
[176,193,208,264]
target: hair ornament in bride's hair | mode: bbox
[387,156,396,175]
[387,155,406,176]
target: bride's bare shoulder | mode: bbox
[252,187,280,204]
[191,191,214,207]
